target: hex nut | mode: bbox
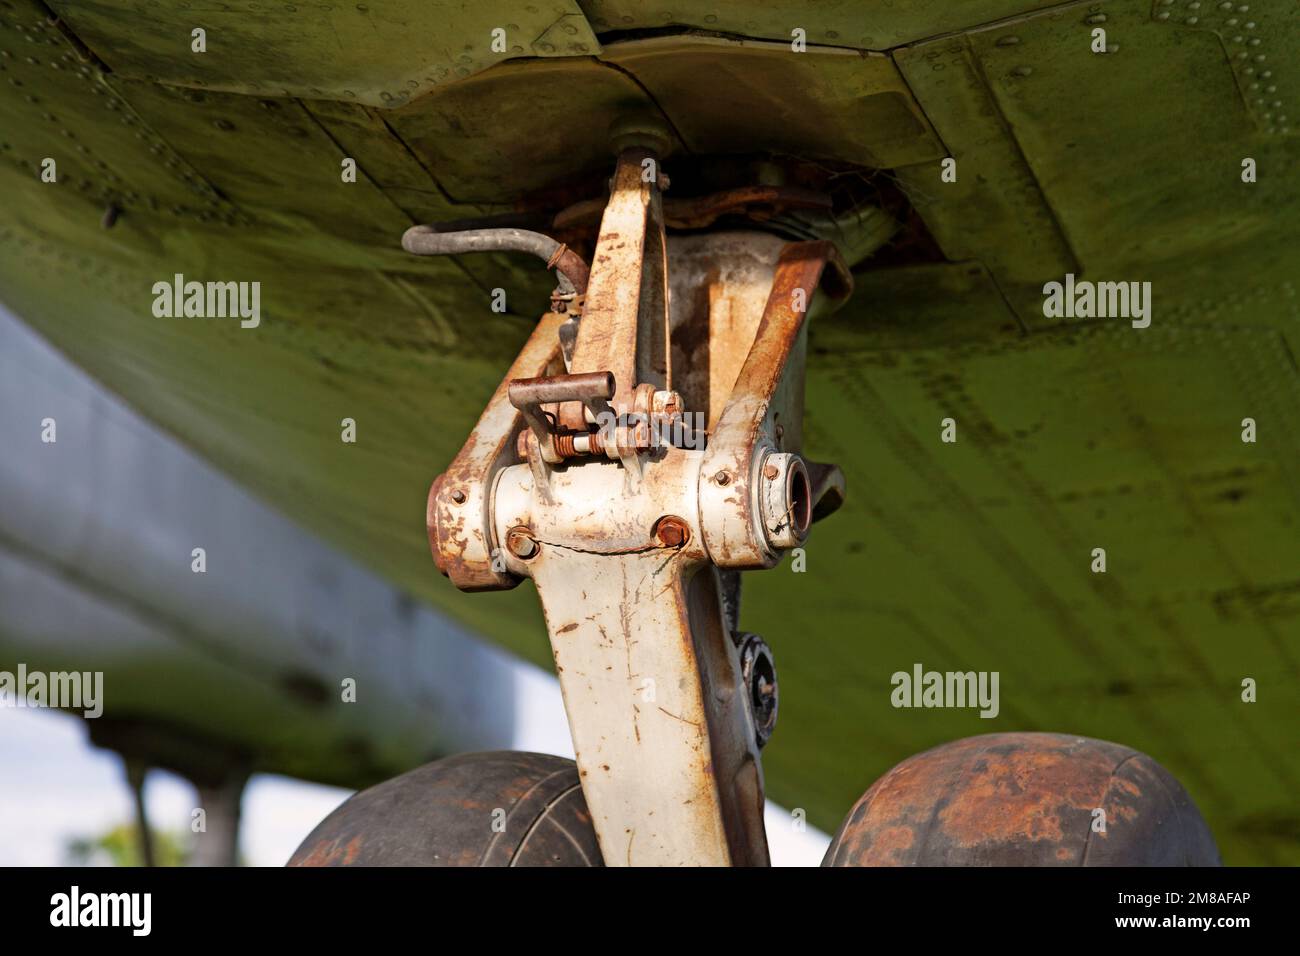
[653,515,690,549]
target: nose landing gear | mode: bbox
[414,136,851,866]
[292,126,1219,868]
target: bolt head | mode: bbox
[653,515,690,549]
[506,526,538,559]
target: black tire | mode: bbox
[289,751,602,867]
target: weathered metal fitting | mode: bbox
[758,451,812,550]
[653,514,691,549]
[608,114,674,159]
[509,370,616,465]
[424,312,568,592]
[652,389,682,417]
[736,633,778,749]
[491,449,709,572]
[698,443,809,569]
[427,469,519,591]
[505,525,539,560]
[520,425,608,461]
[695,240,849,570]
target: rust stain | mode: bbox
[868,825,915,862]
[824,733,1204,866]
[427,312,565,589]
[291,834,363,867]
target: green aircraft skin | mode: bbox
[1,0,1297,864]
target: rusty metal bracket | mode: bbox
[699,240,852,568]
[426,311,567,591]
[419,143,853,865]
[508,371,615,463]
[565,147,671,426]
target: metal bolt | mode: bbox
[653,515,690,549]
[714,470,731,486]
[506,526,538,559]
[450,489,466,504]
[652,389,681,416]
[763,463,779,481]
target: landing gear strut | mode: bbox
[422,135,850,866]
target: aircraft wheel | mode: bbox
[289,751,602,866]
[823,732,1220,866]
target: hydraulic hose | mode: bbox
[401,224,590,295]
